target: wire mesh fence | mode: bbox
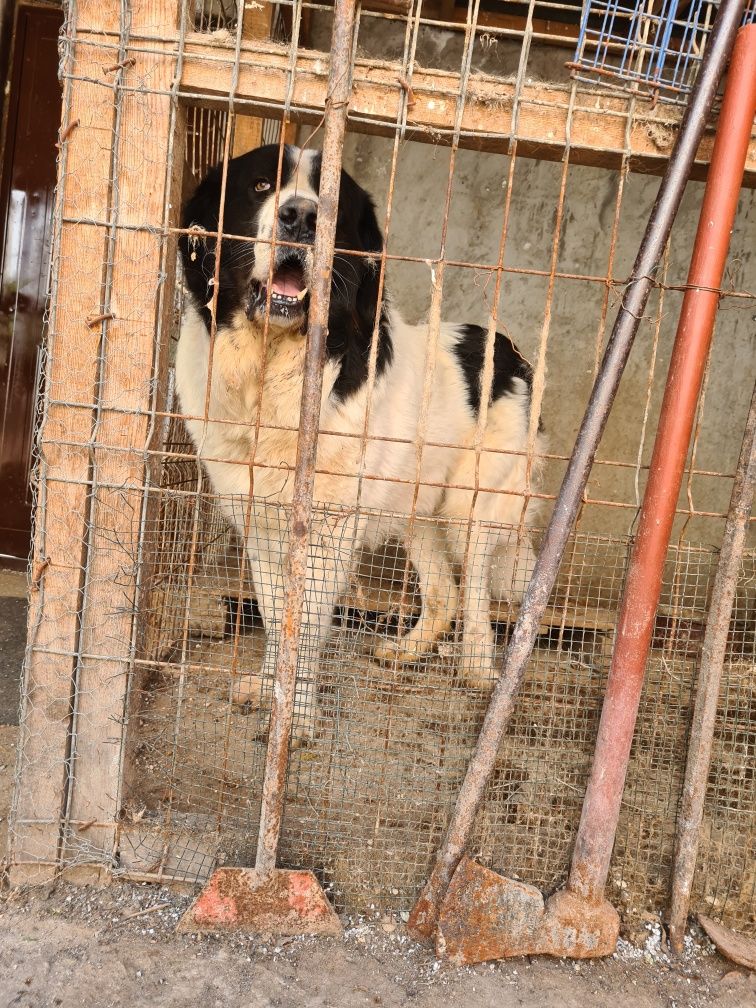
[126,468,755,931]
[9,0,756,944]
[571,0,756,105]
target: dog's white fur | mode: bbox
[176,147,542,744]
[177,302,540,745]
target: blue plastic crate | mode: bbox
[571,0,756,105]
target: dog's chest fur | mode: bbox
[177,307,351,503]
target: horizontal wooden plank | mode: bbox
[178,34,756,185]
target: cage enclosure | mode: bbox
[9,0,755,943]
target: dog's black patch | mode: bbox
[327,168,393,401]
[179,145,287,330]
[452,324,534,414]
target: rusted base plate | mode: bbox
[176,868,342,937]
[436,857,619,965]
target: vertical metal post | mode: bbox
[408,0,748,939]
[568,21,756,905]
[667,382,756,950]
[254,0,358,875]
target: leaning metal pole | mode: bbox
[177,7,358,933]
[566,18,756,909]
[408,0,749,940]
[668,378,756,951]
[254,0,358,874]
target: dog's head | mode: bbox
[179,145,385,337]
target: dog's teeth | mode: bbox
[295,287,308,301]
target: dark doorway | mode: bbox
[0,3,62,565]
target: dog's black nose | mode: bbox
[278,197,317,241]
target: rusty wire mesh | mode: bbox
[10,0,755,941]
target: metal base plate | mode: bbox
[177,867,342,936]
[436,857,619,964]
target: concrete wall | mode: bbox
[338,136,755,548]
[305,17,756,549]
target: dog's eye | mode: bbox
[254,179,271,192]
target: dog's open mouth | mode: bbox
[271,260,308,302]
[259,255,309,318]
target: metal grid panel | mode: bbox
[129,483,755,930]
[9,0,755,944]
[572,0,756,105]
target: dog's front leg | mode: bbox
[374,520,458,664]
[231,516,353,748]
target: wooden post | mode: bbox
[179,33,756,183]
[10,0,121,885]
[10,0,184,884]
[63,0,185,882]
[232,2,273,156]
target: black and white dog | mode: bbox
[176,145,541,745]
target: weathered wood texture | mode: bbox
[179,35,756,184]
[62,0,185,883]
[10,0,185,884]
[232,2,272,157]
[10,0,121,885]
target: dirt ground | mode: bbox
[1,568,754,1007]
[0,882,754,1008]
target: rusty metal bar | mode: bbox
[568,20,756,906]
[254,0,357,875]
[667,379,756,951]
[407,0,748,940]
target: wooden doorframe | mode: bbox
[0,1,60,160]
[0,0,62,568]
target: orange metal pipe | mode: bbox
[568,22,756,904]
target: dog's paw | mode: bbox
[457,632,497,690]
[230,672,265,708]
[374,634,434,665]
[289,715,317,750]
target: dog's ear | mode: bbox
[179,167,220,320]
[354,191,385,334]
[358,191,384,255]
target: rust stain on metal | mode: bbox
[56,117,80,149]
[407,874,445,940]
[435,858,619,965]
[569,15,756,910]
[254,0,357,876]
[407,0,745,944]
[85,311,115,328]
[177,868,342,936]
[102,57,136,75]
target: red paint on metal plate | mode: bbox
[177,868,342,936]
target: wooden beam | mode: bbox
[9,0,122,886]
[178,34,756,184]
[232,2,272,157]
[60,0,185,882]
[11,0,185,885]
